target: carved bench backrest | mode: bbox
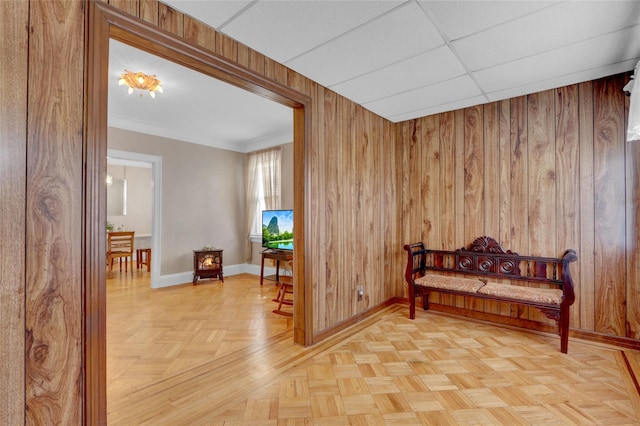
[405,237,577,301]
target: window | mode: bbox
[246,147,281,238]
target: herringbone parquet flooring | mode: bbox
[107,270,640,425]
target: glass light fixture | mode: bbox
[118,69,163,98]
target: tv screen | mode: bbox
[262,209,294,251]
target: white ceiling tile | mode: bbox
[331,45,466,104]
[163,0,252,29]
[388,94,488,122]
[420,0,558,40]
[287,1,445,87]
[473,25,640,93]
[453,1,640,71]
[364,74,483,118]
[220,1,403,63]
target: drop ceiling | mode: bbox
[110,0,640,152]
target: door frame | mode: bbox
[85,2,311,423]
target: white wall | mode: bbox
[108,127,246,276]
[107,164,152,235]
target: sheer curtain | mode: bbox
[245,147,281,261]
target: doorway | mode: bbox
[86,2,310,423]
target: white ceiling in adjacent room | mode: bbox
[110,0,640,151]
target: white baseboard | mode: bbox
[152,263,277,288]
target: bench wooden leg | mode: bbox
[559,306,570,354]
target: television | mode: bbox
[262,209,294,251]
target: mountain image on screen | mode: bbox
[262,209,294,251]
[266,216,280,235]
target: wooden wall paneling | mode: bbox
[183,15,216,52]
[321,89,340,332]
[353,108,367,313]
[463,106,485,311]
[399,121,412,298]
[0,3,28,424]
[626,98,640,340]
[264,57,288,88]
[421,115,442,305]
[109,0,139,16]
[158,2,184,37]
[421,115,441,248]
[439,112,457,308]
[483,102,501,239]
[526,90,557,324]
[287,69,311,98]
[497,100,513,317]
[248,49,266,76]
[498,100,512,246]
[578,81,595,331]
[370,114,383,306]
[526,90,557,256]
[312,85,327,334]
[236,42,250,69]
[483,102,502,315]
[555,85,581,329]
[509,96,528,319]
[463,106,485,242]
[593,76,627,337]
[214,32,238,63]
[454,109,466,308]
[140,0,159,25]
[340,98,355,324]
[383,120,400,299]
[26,1,85,423]
[439,112,456,250]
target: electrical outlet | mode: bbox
[357,286,364,301]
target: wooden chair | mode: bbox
[273,258,293,316]
[107,231,135,275]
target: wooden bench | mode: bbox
[403,236,577,353]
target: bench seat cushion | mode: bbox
[478,282,563,305]
[415,274,485,293]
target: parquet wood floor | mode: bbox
[107,271,640,425]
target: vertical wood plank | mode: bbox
[139,0,159,25]
[440,112,456,250]
[421,115,440,248]
[0,3,28,424]
[555,85,581,328]
[578,81,595,331]
[158,3,184,37]
[483,102,501,239]
[593,76,627,336]
[215,32,238,63]
[109,0,139,16]
[454,109,466,308]
[464,106,484,311]
[184,15,216,52]
[498,99,511,247]
[463,106,484,242]
[496,99,513,317]
[509,96,528,318]
[527,90,557,256]
[26,1,84,424]
[527,90,556,323]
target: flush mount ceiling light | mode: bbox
[118,70,163,98]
